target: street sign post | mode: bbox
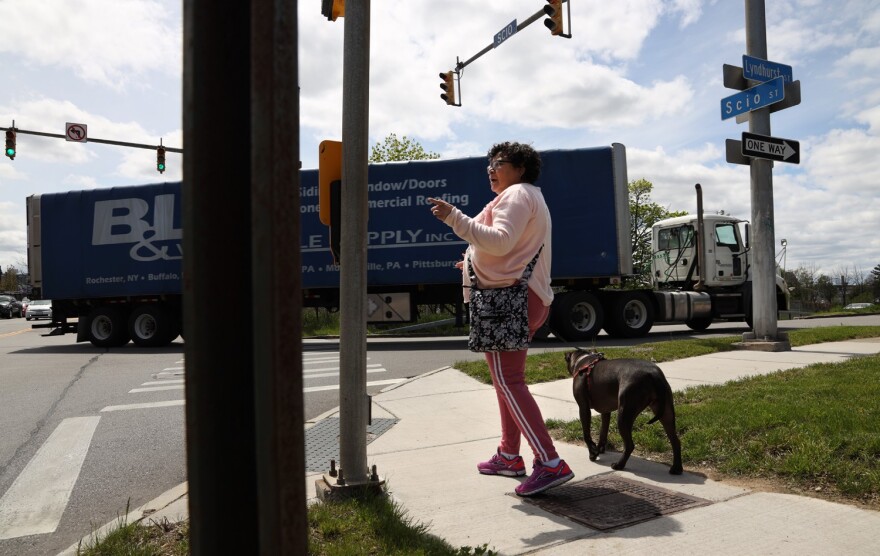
[720,76,784,120]
[741,132,800,164]
[742,54,792,84]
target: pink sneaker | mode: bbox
[477,449,526,476]
[515,459,574,496]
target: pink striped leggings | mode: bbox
[485,288,558,463]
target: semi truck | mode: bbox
[26,143,788,347]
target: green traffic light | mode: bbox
[5,148,14,156]
[158,163,165,171]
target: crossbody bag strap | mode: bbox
[519,244,543,283]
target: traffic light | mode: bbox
[318,140,343,264]
[544,0,564,36]
[318,140,342,226]
[5,130,15,160]
[439,71,456,106]
[321,0,344,21]
[156,146,166,174]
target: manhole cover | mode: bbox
[521,475,711,531]
[305,418,398,473]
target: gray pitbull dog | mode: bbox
[564,348,683,475]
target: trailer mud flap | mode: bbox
[77,318,89,343]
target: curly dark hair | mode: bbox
[487,141,542,184]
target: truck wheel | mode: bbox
[87,306,131,347]
[550,291,604,342]
[685,316,713,331]
[129,305,177,347]
[604,292,654,338]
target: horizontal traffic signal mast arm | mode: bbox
[455,5,550,71]
[0,126,183,153]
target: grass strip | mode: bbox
[547,353,880,509]
[455,326,880,385]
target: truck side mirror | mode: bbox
[744,223,751,249]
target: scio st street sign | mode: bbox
[742,55,793,84]
[720,76,784,120]
[741,132,800,164]
[494,19,517,48]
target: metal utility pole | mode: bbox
[184,0,306,553]
[250,0,306,552]
[339,0,371,487]
[745,0,779,341]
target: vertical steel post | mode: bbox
[251,0,306,552]
[183,0,258,552]
[745,0,778,339]
[339,0,371,484]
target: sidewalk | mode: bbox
[310,338,880,555]
[84,338,880,555]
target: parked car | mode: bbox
[0,295,24,318]
[25,299,53,321]
[844,302,874,310]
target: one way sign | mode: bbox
[741,132,800,164]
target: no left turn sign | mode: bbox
[66,122,88,142]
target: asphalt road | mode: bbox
[1,312,877,554]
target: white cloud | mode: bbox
[0,0,182,90]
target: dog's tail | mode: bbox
[646,374,673,424]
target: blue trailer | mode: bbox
[33,143,716,346]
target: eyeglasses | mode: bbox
[487,159,512,171]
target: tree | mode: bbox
[872,263,880,301]
[1,266,19,293]
[629,178,688,277]
[369,133,439,163]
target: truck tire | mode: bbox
[685,316,713,331]
[87,306,131,347]
[604,291,654,338]
[550,291,604,342]
[129,305,178,347]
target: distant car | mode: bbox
[843,302,874,310]
[25,299,53,321]
[0,295,24,318]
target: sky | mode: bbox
[1,0,878,282]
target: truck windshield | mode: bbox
[658,225,695,251]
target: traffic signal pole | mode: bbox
[0,125,182,153]
[442,1,570,106]
[338,0,372,488]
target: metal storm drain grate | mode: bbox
[521,475,711,531]
[305,417,398,473]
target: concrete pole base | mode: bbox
[733,331,791,352]
[315,472,386,503]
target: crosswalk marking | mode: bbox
[101,400,186,412]
[304,378,406,393]
[141,379,185,386]
[305,363,383,374]
[129,384,185,393]
[0,416,100,540]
